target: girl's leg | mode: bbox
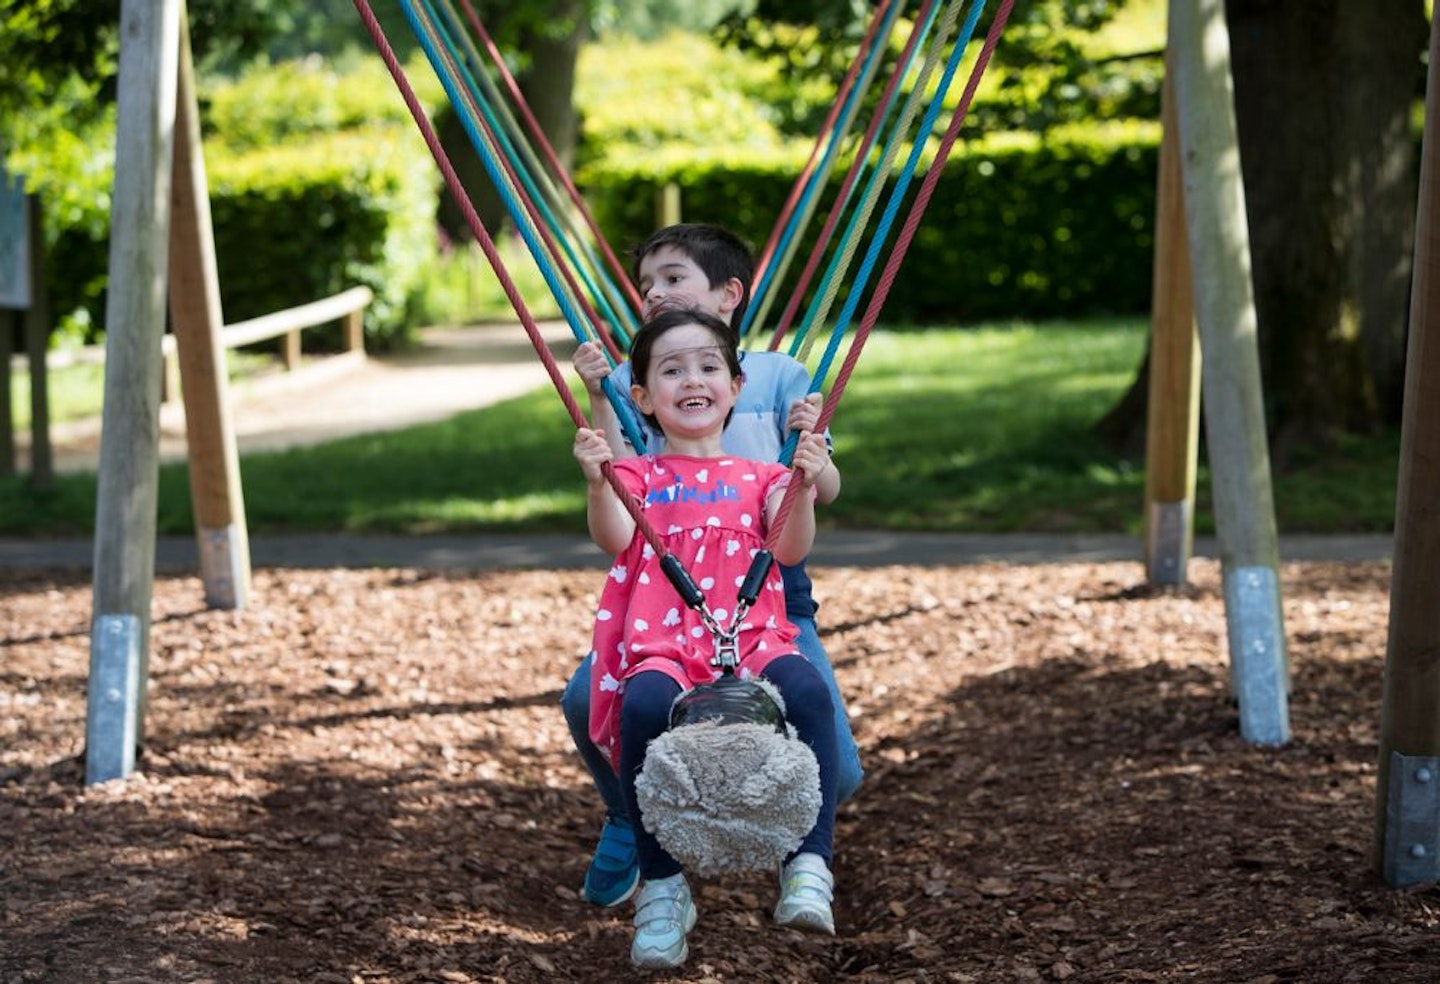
[761,654,838,864]
[619,671,686,880]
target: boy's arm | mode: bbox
[574,427,637,553]
[573,342,641,459]
[786,392,842,504]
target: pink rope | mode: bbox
[456,0,644,320]
[354,0,663,550]
[767,0,1016,549]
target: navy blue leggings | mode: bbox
[619,654,839,880]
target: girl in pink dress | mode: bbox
[573,309,840,969]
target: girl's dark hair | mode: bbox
[630,223,755,330]
[629,308,742,434]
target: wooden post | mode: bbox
[343,307,364,353]
[167,2,250,610]
[1168,0,1288,746]
[1373,9,1440,890]
[24,195,53,488]
[0,315,12,476]
[281,328,301,371]
[655,182,681,230]
[1143,59,1202,587]
[87,0,181,785]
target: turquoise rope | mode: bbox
[421,1,635,345]
[780,0,986,465]
[430,0,638,342]
[780,0,945,360]
[429,0,639,342]
[786,0,949,362]
[401,0,648,450]
[738,0,905,341]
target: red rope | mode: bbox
[767,0,1015,550]
[750,0,898,297]
[413,1,622,363]
[354,0,664,551]
[768,0,940,352]
[456,0,644,320]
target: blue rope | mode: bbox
[780,0,986,466]
[401,0,648,450]
[423,0,637,343]
[738,0,906,342]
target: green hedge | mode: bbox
[580,122,1161,324]
[17,57,442,351]
[207,127,437,349]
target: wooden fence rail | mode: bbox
[160,285,373,402]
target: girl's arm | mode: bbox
[574,427,637,554]
[766,431,826,565]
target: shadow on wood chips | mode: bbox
[2,558,1436,983]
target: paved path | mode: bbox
[23,322,577,474]
[4,321,1395,572]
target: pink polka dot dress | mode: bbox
[587,453,802,770]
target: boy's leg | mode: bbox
[791,615,864,802]
[561,655,638,906]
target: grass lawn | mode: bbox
[1,317,1399,538]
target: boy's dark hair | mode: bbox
[629,308,742,434]
[631,223,755,331]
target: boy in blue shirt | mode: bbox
[563,223,864,907]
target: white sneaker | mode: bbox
[631,873,698,969]
[773,853,835,935]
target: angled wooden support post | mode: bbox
[1143,58,1201,587]
[167,2,250,610]
[1373,9,1440,890]
[1168,0,1288,746]
[87,0,182,784]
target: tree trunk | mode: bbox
[517,0,587,175]
[1097,0,1427,455]
[1225,0,1426,443]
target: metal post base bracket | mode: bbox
[1383,752,1440,888]
[85,614,142,784]
[1223,565,1290,746]
[198,523,248,610]
[1145,499,1193,586]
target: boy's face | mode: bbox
[636,245,743,324]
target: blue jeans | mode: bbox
[560,614,864,821]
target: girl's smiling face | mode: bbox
[631,322,742,443]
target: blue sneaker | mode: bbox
[582,816,639,907]
[631,873,697,970]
